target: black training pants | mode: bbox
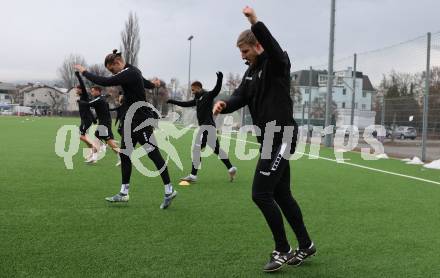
[119,122,170,185]
[252,141,311,252]
[191,129,232,176]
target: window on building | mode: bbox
[355,103,358,109]
[343,88,346,95]
[362,104,366,110]
[342,102,346,108]
[31,93,34,97]
[5,95,10,99]
[363,91,367,97]
[319,75,328,83]
[305,88,311,94]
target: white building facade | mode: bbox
[0,82,15,105]
[22,85,68,114]
[292,68,376,129]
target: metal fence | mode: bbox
[287,29,440,161]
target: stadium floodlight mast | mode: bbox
[421,32,431,162]
[350,53,357,126]
[324,0,336,147]
[187,35,194,100]
[307,66,313,138]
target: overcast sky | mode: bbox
[1,0,440,87]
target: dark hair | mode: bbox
[191,81,203,88]
[104,49,123,67]
[91,86,102,92]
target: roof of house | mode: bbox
[292,69,376,92]
[362,75,375,91]
[291,69,327,87]
[22,85,67,95]
[0,82,17,91]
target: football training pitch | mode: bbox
[1,116,439,277]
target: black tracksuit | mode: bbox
[167,73,233,175]
[79,95,114,141]
[221,21,311,252]
[168,73,222,126]
[82,64,170,185]
[109,105,124,135]
[75,72,96,135]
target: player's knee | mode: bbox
[252,191,272,205]
[273,191,289,204]
[147,148,161,160]
[120,152,130,161]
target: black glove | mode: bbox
[216,71,223,80]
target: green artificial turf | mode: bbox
[1,116,440,277]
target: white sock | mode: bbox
[120,184,129,195]
[189,174,197,179]
[164,183,173,195]
[92,152,97,160]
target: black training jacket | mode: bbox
[79,95,111,126]
[75,71,95,122]
[221,21,296,143]
[167,73,223,126]
[82,64,157,123]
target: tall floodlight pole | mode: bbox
[421,32,431,162]
[350,53,357,126]
[324,0,336,147]
[187,35,194,100]
[308,67,313,135]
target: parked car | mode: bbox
[392,126,417,140]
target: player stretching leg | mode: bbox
[167,72,237,183]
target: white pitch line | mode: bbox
[218,133,440,186]
[165,124,440,185]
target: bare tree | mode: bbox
[378,71,421,128]
[121,11,141,67]
[57,54,87,88]
[105,86,121,108]
[310,97,326,119]
[85,63,111,87]
[225,73,241,95]
[88,64,109,77]
[289,83,302,105]
[47,90,66,112]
